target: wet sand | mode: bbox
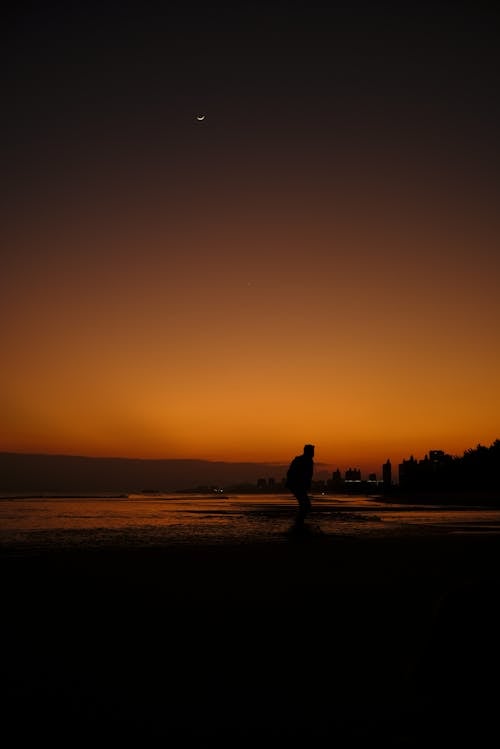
[3,527,500,747]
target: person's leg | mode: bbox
[295,491,310,523]
[303,493,311,515]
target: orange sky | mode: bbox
[2,3,499,477]
[3,152,499,476]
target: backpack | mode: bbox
[285,456,301,489]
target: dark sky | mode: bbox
[4,1,499,175]
[2,1,500,470]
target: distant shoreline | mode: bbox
[382,488,500,506]
[0,493,130,500]
[1,489,500,508]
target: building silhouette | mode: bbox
[345,467,361,481]
[382,459,392,488]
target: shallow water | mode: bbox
[2,492,500,550]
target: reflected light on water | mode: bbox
[1,493,500,550]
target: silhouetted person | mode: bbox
[285,444,315,525]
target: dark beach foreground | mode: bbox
[3,528,500,747]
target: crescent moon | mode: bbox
[196,114,206,121]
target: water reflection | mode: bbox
[1,493,500,550]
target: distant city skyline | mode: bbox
[1,438,497,494]
[1,439,495,483]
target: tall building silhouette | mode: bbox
[382,459,392,488]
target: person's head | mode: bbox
[303,444,315,457]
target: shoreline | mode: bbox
[381,488,500,506]
[1,487,499,503]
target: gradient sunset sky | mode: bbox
[2,1,499,475]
